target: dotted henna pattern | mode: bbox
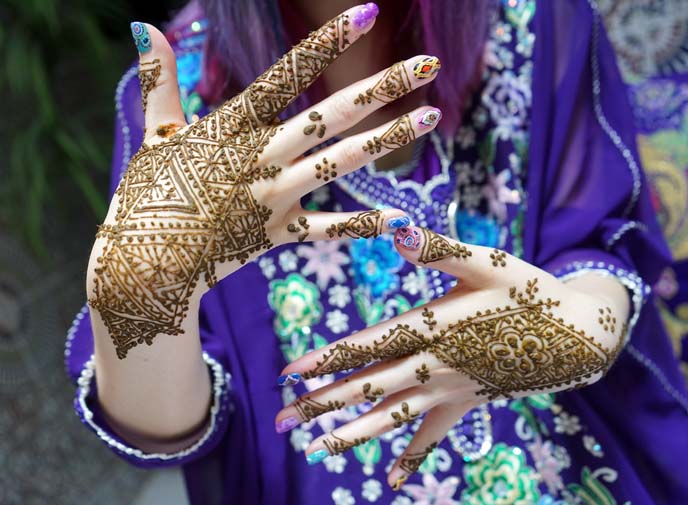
[138,59,160,116]
[391,401,420,428]
[90,13,354,358]
[323,432,371,456]
[354,60,413,105]
[362,114,416,154]
[325,209,384,239]
[287,216,310,242]
[362,382,385,402]
[293,396,345,422]
[415,363,431,384]
[418,228,472,264]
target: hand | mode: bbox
[87,5,444,358]
[276,226,630,489]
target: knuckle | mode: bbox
[328,94,358,124]
[336,143,362,170]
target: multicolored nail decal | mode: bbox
[387,216,411,229]
[276,417,300,434]
[277,372,302,387]
[130,22,152,53]
[395,227,421,250]
[413,56,441,79]
[352,2,379,29]
[417,109,442,128]
[306,449,329,465]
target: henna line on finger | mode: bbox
[418,228,472,264]
[362,114,416,154]
[138,59,160,116]
[353,60,413,106]
[293,396,345,423]
[323,432,371,456]
[325,209,384,239]
[398,441,438,475]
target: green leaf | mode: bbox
[312,333,329,350]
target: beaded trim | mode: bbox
[605,221,648,250]
[75,352,231,461]
[554,260,650,346]
[63,303,89,375]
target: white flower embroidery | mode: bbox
[583,435,605,458]
[324,454,348,473]
[554,412,582,435]
[391,497,412,505]
[457,126,476,148]
[326,309,349,334]
[483,169,521,223]
[289,428,312,452]
[311,186,330,205]
[401,271,423,296]
[328,284,351,308]
[332,487,355,505]
[281,386,296,405]
[482,70,531,140]
[279,250,298,272]
[298,241,350,289]
[362,479,383,502]
[258,256,276,279]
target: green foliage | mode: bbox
[0,0,127,256]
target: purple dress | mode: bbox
[65,1,688,504]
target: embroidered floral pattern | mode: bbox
[350,236,405,299]
[268,274,323,338]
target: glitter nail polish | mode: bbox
[130,22,152,53]
[352,2,379,29]
[276,417,300,434]
[306,449,329,465]
[395,227,421,250]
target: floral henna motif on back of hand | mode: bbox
[90,13,354,358]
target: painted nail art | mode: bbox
[395,227,421,250]
[413,56,441,79]
[387,216,411,229]
[276,417,300,434]
[277,372,302,387]
[306,449,329,465]
[392,475,408,491]
[130,22,152,53]
[352,2,379,29]
[417,109,442,128]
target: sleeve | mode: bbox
[63,66,233,468]
[524,0,673,343]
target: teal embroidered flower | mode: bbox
[456,210,502,247]
[350,236,404,298]
[269,273,322,339]
[462,443,540,505]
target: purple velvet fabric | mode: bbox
[65,1,688,504]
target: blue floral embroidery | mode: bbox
[455,210,502,247]
[350,236,404,299]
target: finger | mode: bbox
[130,22,187,140]
[289,106,442,196]
[281,208,410,243]
[304,387,439,464]
[387,403,468,490]
[222,3,380,127]
[279,55,441,158]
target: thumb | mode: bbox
[130,22,187,140]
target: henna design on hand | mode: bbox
[294,396,345,422]
[597,307,617,333]
[362,382,384,402]
[417,228,472,264]
[415,363,430,384]
[323,432,371,456]
[90,13,354,358]
[138,59,160,116]
[315,157,337,181]
[362,114,416,154]
[490,249,507,267]
[421,307,436,331]
[325,209,384,239]
[287,216,310,242]
[303,111,327,138]
[354,60,413,105]
[398,442,438,475]
[391,402,420,428]
[155,122,183,138]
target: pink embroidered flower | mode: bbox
[297,241,350,289]
[527,439,565,494]
[483,170,521,222]
[402,473,460,505]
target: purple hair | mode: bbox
[174,0,491,134]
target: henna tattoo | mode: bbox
[155,122,183,138]
[323,432,371,456]
[287,216,310,242]
[392,476,408,491]
[422,307,437,331]
[354,60,413,105]
[314,157,337,181]
[417,228,472,264]
[293,396,345,422]
[490,249,507,267]
[415,363,431,384]
[391,402,420,428]
[303,111,327,138]
[325,210,384,239]
[399,442,437,474]
[597,307,617,333]
[412,56,441,79]
[90,13,354,358]
[362,114,416,154]
[138,59,160,116]
[362,382,384,402]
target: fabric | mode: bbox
[65,1,688,504]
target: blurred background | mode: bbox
[0,0,686,504]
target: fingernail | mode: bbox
[395,227,421,250]
[276,416,300,434]
[130,22,152,53]
[413,56,441,79]
[387,215,411,229]
[417,109,442,128]
[352,2,379,29]
[392,475,408,491]
[306,449,329,465]
[278,372,302,387]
